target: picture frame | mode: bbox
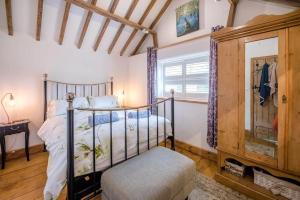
[176,0,200,37]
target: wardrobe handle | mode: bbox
[282,95,287,103]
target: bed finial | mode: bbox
[170,89,175,98]
[66,92,75,109]
[110,76,113,82]
[44,73,48,81]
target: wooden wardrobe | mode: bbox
[212,9,300,200]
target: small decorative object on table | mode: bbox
[0,119,30,169]
[253,168,300,199]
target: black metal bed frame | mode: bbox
[43,74,175,200]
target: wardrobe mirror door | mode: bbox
[244,37,279,159]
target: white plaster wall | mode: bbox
[141,0,229,50]
[127,53,148,106]
[128,36,215,152]
[0,0,129,152]
[158,38,214,151]
[234,0,296,26]
[140,0,296,52]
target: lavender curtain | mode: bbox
[207,25,224,148]
[147,47,157,114]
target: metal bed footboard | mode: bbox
[65,90,175,200]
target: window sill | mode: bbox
[157,97,208,104]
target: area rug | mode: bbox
[189,173,253,200]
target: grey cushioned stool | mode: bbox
[101,147,196,200]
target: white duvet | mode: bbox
[38,111,172,200]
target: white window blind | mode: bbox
[160,53,209,100]
[165,65,182,77]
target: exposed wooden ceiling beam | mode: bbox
[67,0,155,34]
[36,0,44,41]
[120,0,157,56]
[131,0,172,56]
[77,0,98,48]
[58,2,72,45]
[93,0,119,51]
[152,32,158,48]
[227,0,239,27]
[228,0,239,4]
[5,0,13,36]
[107,0,139,54]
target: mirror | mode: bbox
[244,37,279,158]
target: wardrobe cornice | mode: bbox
[211,8,300,42]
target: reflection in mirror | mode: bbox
[245,37,279,158]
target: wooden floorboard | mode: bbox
[0,162,46,188]
[12,186,44,200]
[0,152,48,176]
[1,172,46,200]
[0,146,217,200]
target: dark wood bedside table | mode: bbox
[0,120,30,169]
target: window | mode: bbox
[158,53,209,100]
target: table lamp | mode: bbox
[1,93,15,123]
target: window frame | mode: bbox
[159,52,209,101]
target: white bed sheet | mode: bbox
[37,111,172,200]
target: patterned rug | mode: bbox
[189,173,253,200]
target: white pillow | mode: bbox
[73,97,89,108]
[47,100,68,118]
[88,96,119,109]
[47,97,89,118]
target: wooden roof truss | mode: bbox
[1,0,171,56]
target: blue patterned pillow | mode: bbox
[128,110,151,118]
[88,112,119,126]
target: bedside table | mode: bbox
[0,120,30,169]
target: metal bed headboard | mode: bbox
[43,73,114,121]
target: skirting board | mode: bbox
[175,140,217,162]
[4,144,44,161]
[3,141,216,163]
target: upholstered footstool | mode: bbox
[101,146,196,200]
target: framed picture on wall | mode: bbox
[176,0,200,37]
